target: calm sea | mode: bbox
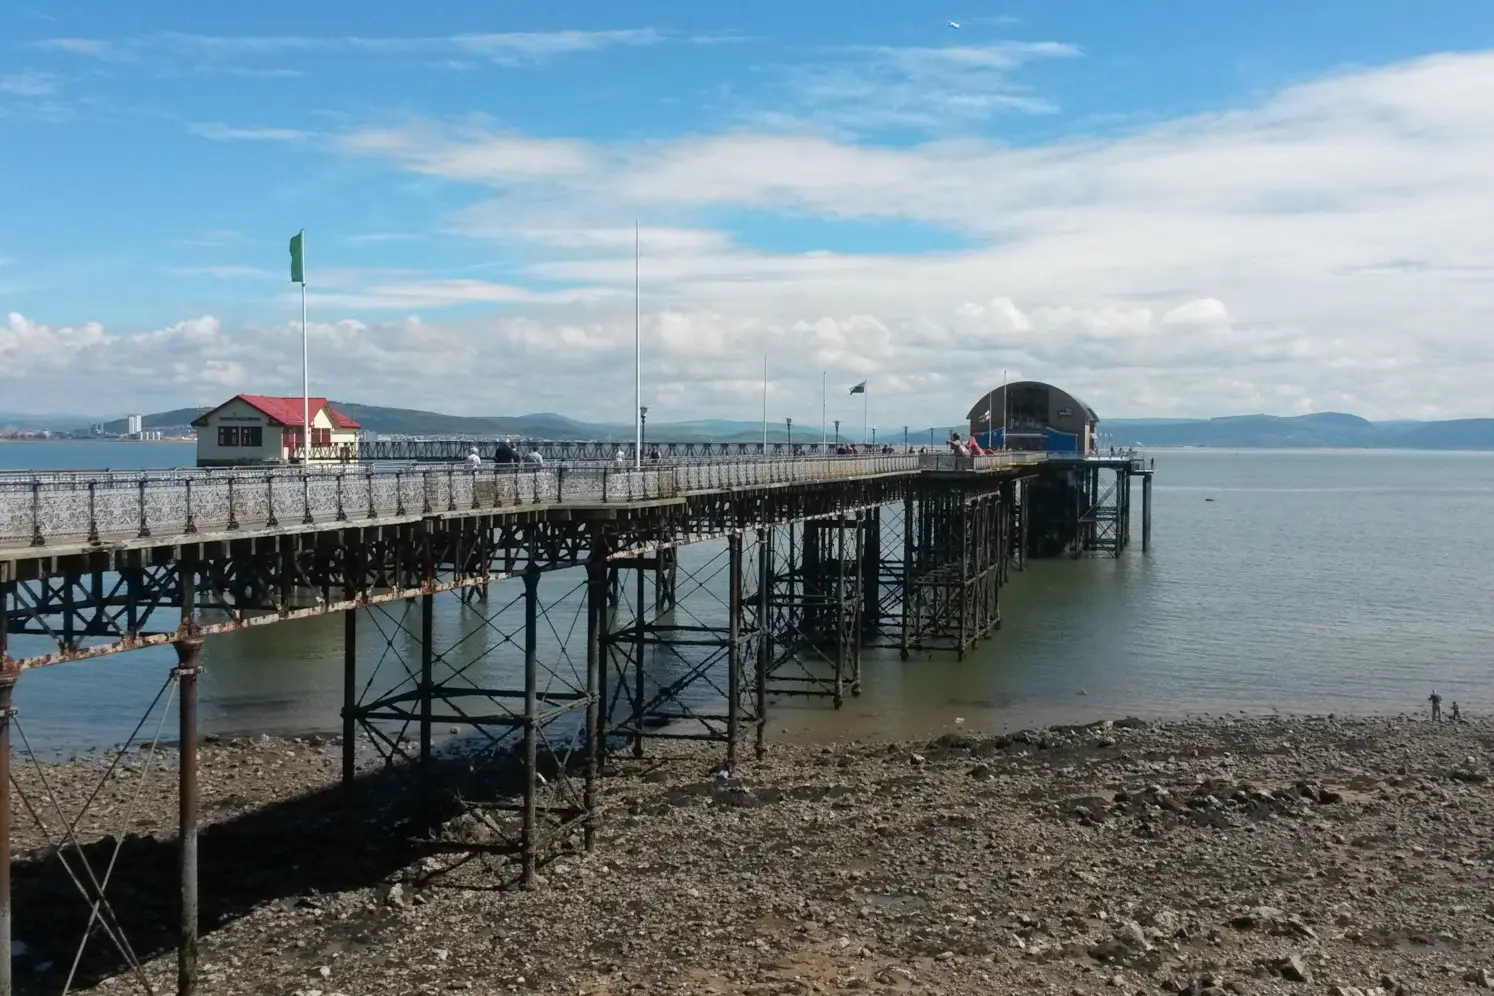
[3,442,1492,752]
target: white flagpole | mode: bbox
[761,353,768,453]
[300,231,309,464]
[1001,368,1008,450]
[820,371,826,453]
[634,221,641,469]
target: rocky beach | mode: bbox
[9,714,1494,995]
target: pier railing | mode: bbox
[0,455,928,549]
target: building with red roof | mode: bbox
[191,395,361,467]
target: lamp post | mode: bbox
[785,416,793,455]
[871,425,877,448]
[833,419,840,447]
[640,406,649,460]
[903,425,908,451]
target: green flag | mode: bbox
[289,230,306,284]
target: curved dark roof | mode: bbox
[963,381,1098,422]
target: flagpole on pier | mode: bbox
[634,222,642,470]
[1001,368,1008,450]
[301,280,309,462]
[289,230,309,464]
[761,353,768,453]
[820,371,826,453]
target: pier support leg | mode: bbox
[851,515,863,696]
[834,523,846,708]
[957,504,969,660]
[632,561,646,758]
[342,607,356,799]
[521,564,540,885]
[174,637,202,996]
[420,593,434,770]
[755,527,770,759]
[1142,473,1153,553]
[0,677,13,996]
[802,524,819,638]
[860,506,880,638]
[585,541,605,850]
[726,533,743,766]
[899,493,914,660]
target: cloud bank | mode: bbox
[7,50,1494,424]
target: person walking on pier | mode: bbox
[1429,690,1442,722]
[614,448,627,468]
[466,445,481,469]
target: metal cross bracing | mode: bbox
[601,532,764,764]
[759,516,865,709]
[1073,465,1133,557]
[892,485,1013,661]
[1,462,930,672]
[343,558,603,883]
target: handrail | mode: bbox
[0,450,1137,550]
[0,456,919,548]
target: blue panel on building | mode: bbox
[1045,427,1079,452]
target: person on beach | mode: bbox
[1429,690,1442,722]
[1450,701,1461,723]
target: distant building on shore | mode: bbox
[191,395,361,467]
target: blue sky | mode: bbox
[3,1,1494,422]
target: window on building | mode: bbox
[217,426,239,447]
[313,427,332,446]
[241,426,263,447]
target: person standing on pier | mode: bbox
[614,448,627,468]
[466,445,481,469]
[1429,690,1442,722]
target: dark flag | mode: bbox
[849,381,866,395]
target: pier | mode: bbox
[0,447,1152,995]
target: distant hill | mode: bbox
[1104,412,1494,450]
[31,403,1494,450]
[95,408,204,434]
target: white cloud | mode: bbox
[780,41,1082,130]
[13,50,1494,423]
[450,29,664,64]
[37,29,671,71]
[307,277,620,310]
[0,72,57,96]
[339,125,596,180]
[34,38,112,57]
[189,122,308,142]
[343,232,420,246]
[166,266,279,279]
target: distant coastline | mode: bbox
[0,438,192,444]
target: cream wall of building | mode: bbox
[196,401,356,466]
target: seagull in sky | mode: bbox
[948,20,961,28]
